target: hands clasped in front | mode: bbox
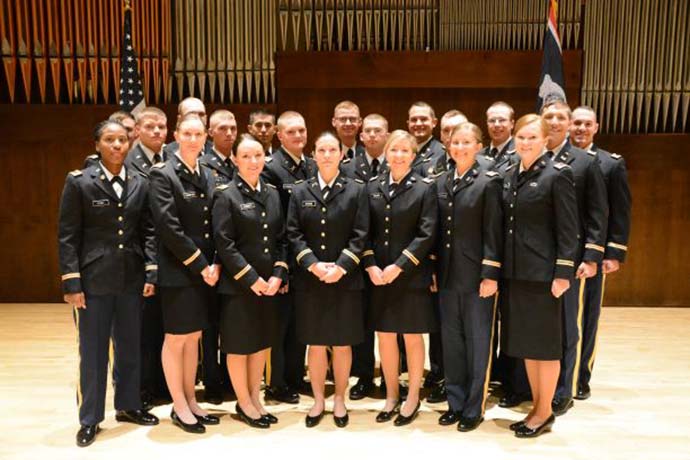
[365,264,402,286]
[310,262,345,284]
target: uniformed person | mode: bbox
[149,114,220,434]
[481,101,518,172]
[212,135,287,429]
[501,114,578,438]
[426,110,469,177]
[260,111,317,403]
[83,110,138,168]
[541,99,608,416]
[570,106,632,400]
[287,132,369,428]
[346,113,390,400]
[162,97,213,159]
[123,106,169,409]
[364,130,438,426]
[407,101,446,177]
[434,123,503,432]
[247,109,277,155]
[59,120,159,447]
[332,100,366,159]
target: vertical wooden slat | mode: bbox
[31,0,48,102]
[15,0,33,102]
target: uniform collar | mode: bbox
[99,161,126,182]
[139,143,162,164]
[490,136,512,152]
[174,152,200,175]
[237,173,261,192]
[281,145,304,165]
[212,146,230,162]
[317,172,339,190]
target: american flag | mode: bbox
[537,0,566,110]
[119,1,145,114]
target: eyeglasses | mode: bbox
[335,116,360,124]
[488,117,509,125]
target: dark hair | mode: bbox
[249,108,276,125]
[108,110,136,123]
[94,120,127,141]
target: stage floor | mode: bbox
[0,304,688,460]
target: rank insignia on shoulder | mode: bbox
[611,153,622,160]
[266,182,277,189]
[294,179,304,184]
[342,158,351,164]
[354,178,364,184]
[69,169,83,177]
[422,158,431,163]
[265,156,273,163]
[587,150,596,156]
[152,162,166,169]
[423,177,435,184]
[369,175,379,182]
[507,149,516,154]
[553,162,568,170]
[485,171,499,177]
[505,163,516,171]
[87,154,98,160]
[216,184,230,191]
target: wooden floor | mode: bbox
[1,304,689,460]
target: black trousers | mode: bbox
[427,292,444,382]
[351,290,375,381]
[201,295,226,392]
[268,290,305,389]
[140,295,166,397]
[439,289,496,418]
[556,277,585,400]
[75,293,142,426]
[579,270,605,389]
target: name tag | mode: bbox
[240,202,256,211]
[302,200,317,208]
[183,191,197,199]
[370,193,383,199]
[282,184,294,190]
[438,193,448,198]
[92,199,110,207]
[529,182,538,187]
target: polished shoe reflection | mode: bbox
[575,384,591,400]
[76,424,100,447]
[514,414,555,438]
[425,385,447,404]
[171,410,205,434]
[333,412,349,428]
[349,379,375,400]
[457,415,483,432]
[261,412,279,424]
[552,397,574,416]
[115,409,159,426]
[236,404,270,429]
[437,409,461,426]
[498,392,531,408]
[305,411,325,428]
[265,385,300,404]
[394,401,421,427]
[194,413,220,425]
[375,400,401,423]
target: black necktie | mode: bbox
[490,147,498,158]
[389,182,399,196]
[322,185,331,199]
[447,157,456,171]
[347,148,354,159]
[225,157,233,170]
[371,158,379,176]
[111,176,125,198]
[452,177,461,192]
[546,150,555,159]
[153,153,162,164]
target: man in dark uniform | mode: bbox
[343,113,389,400]
[332,100,366,159]
[248,109,277,155]
[570,106,632,400]
[408,101,447,177]
[425,110,468,177]
[481,101,518,172]
[542,99,608,416]
[261,111,317,403]
[123,106,169,409]
[162,97,213,158]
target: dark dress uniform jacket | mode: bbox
[362,172,438,288]
[58,165,157,295]
[435,164,504,293]
[480,138,517,172]
[287,174,370,292]
[340,155,388,182]
[502,156,579,282]
[590,146,632,262]
[412,137,446,177]
[428,153,495,177]
[124,144,166,177]
[552,141,608,264]
[212,177,289,295]
[200,149,235,188]
[149,158,216,286]
[261,146,318,216]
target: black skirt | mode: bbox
[370,286,437,334]
[160,284,213,334]
[295,287,364,346]
[219,294,279,355]
[500,279,562,360]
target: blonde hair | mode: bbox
[451,122,483,144]
[383,129,418,155]
[362,113,389,130]
[514,114,548,137]
[276,111,305,131]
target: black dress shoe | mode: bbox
[423,372,443,389]
[305,411,325,428]
[204,389,223,405]
[349,379,375,400]
[171,410,205,434]
[426,385,447,403]
[261,413,278,424]
[509,420,527,431]
[551,397,574,416]
[141,391,155,411]
[393,401,421,427]
[194,413,220,425]
[76,424,99,447]
[265,386,300,404]
[236,404,270,429]
[376,400,401,423]
[333,413,349,428]
[438,410,461,426]
[575,384,591,400]
[115,409,160,426]
[498,392,530,408]
[515,414,555,438]
[458,415,483,432]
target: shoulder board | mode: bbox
[553,162,569,170]
[485,171,499,177]
[507,149,516,154]
[354,178,364,184]
[266,182,277,189]
[422,158,431,163]
[215,184,230,191]
[505,163,516,172]
[265,156,273,163]
[342,158,352,164]
[611,153,622,160]
[152,162,166,169]
[587,150,596,156]
[69,169,83,177]
[369,175,379,182]
[87,154,98,160]
[422,177,435,184]
[294,179,304,184]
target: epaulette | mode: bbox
[422,177,435,184]
[505,163,516,172]
[216,184,230,191]
[422,158,431,163]
[265,156,273,163]
[507,148,516,154]
[152,162,166,169]
[87,154,98,160]
[266,182,277,189]
[553,162,569,170]
[69,169,83,177]
[369,175,379,182]
[611,153,622,160]
[294,179,304,184]
[587,150,597,156]
[485,171,499,177]
[354,178,364,184]
[342,158,352,164]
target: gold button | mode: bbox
[448,203,453,207]
[118,216,123,221]
[321,219,325,224]
[117,230,123,235]
[447,216,452,221]
[385,229,389,233]
[386,205,391,209]
[204,233,210,238]
[447,230,451,234]
[446,243,450,248]
[510,204,514,208]
[263,236,268,241]
[204,206,208,211]
[201,193,205,198]
[264,248,269,253]
[320,245,326,250]
[263,224,268,229]
[384,241,389,246]
[321,232,325,237]
[204,220,209,224]
[509,229,513,234]
[262,212,266,217]
[118,244,123,249]
[385,217,389,222]
[510,216,514,221]
[118,203,123,208]
[322,207,327,212]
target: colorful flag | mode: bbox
[537,0,566,110]
[119,0,145,114]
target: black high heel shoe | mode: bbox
[509,420,527,431]
[305,410,325,428]
[333,412,349,428]
[394,401,421,427]
[236,404,270,429]
[515,414,555,438]
[376,400,402,423]
[194,413,220,425]
[171,410,205,434]
[261,412,278,424]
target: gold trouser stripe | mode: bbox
[481,294,499,415]
[265,348,272,386]
[402,249,420,266]
[585,243,605,253]
[74,306,83,410]
[556,259,574,267]
[481,259,502,268]
[109,339,114,374]
[607,242,628,251]
[273,261,289,270]
[296,248,312,263]
[183,248,201,266]
[588,274,607,373]
[362,249,374,257]
[145,264,158,271]
[234,265,252,280]
[571,278,587,396]
[342,249,360,265]
[62,272,81,281]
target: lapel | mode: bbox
[235,176,266,207]
[278,149,306,180]
[517,156,548,188]
[444,172,454,197]
[386,171,416,202]
[123,170,141,201]
[306,177,326,206]
[455,163,480,194]
[90,166,120,201]
[129,145,154,176]
[174,157,204,189]
[326,174,347,203]
[356,157,371,180]
[205,150,233,178]
[553,141,576,165]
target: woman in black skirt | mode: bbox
[363,129,438,426]
[501,114,578,438]
[212,135,287,429]
[287,132,369,428]
[149,114,220,434]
